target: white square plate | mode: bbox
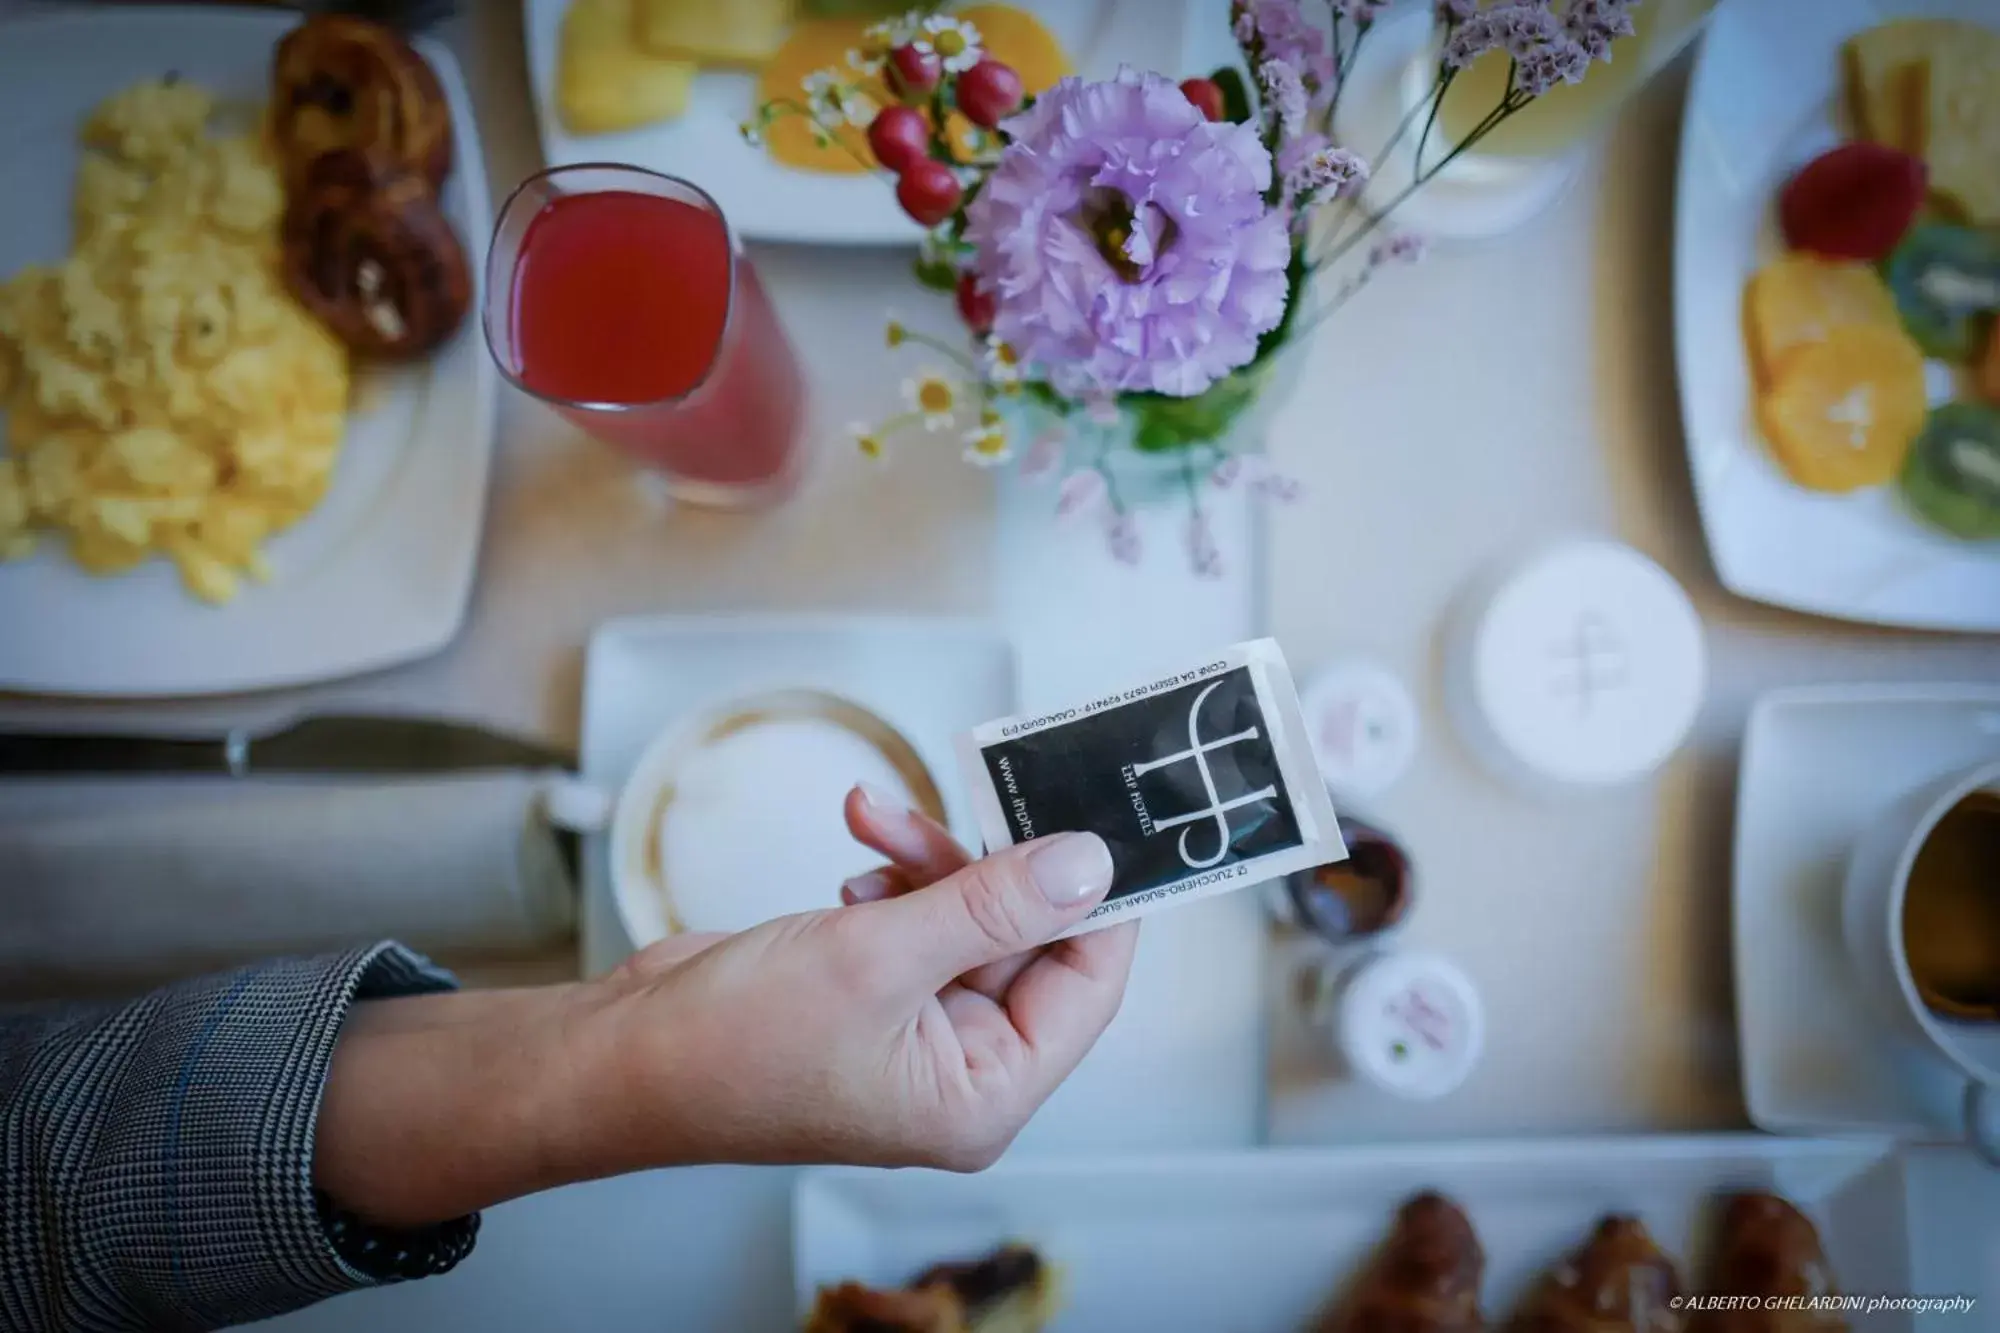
[0,8,495,696]
[519,0,1193,245]
[1734,683,2000,1142]
[795,1137,1915,1330]
[1673,0,2000,631]
[577,614,1014,976]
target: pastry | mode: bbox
[271,14,453,189]
[1917,28,2000,224]
[1691,1194,1845,1333]
[1741,255,1901,390]
[558,0,696,135]
[1843,19,1963,152]
[1883,222,2000,364]
[1512,1215,1684,1333]
[806,1244,1059,1333]
[1320,1191,1485,1333]
[636,0,792,68]
[1758,323,1927,493]
[280,148,471,359]
[1901,402,2000,540]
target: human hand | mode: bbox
[587,785,1140,1173]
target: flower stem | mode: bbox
[899,329,981,373]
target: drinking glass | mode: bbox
[484,165,808,508]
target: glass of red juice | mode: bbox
[484,165,807,507]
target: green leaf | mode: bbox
[1123,363,1272,453]
[1211,67,1253,125]
[913,256,959,291]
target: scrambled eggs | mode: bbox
[0,79,350,604]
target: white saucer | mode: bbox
[1734,682,2000,1143]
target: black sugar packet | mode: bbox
[956,639,1346,938]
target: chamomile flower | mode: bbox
[917,15,984,72]
[884,316,907,348]
[981,336,1024,385]
[801,69,849,128]
[963,414,1011,467]
[903,370,960,431]
[849,421,889,461]
[738,120,765,148]
[839,87,879,127]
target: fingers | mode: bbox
[839,866,910,906]
[1004,921,1141,1097]
[855,832,1114,991]
[844,784,973,885]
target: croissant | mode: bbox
[280,149,471,359]
[1513,1215,1684,1333]
[1322,1191,1486,1333]
[1690,1194,1845,1333]
[271,14,452,190]
[805,1244,1057,1333]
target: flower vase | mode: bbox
[1009,336,1310,511]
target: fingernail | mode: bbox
[1026,832,1113,907]
[841,869,895,905]
[857,782,908,815]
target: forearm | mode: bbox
[0,944,457,1333]
[312,982,619,1228]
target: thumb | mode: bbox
[861,832,1115,989]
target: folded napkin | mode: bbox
[0,773,575,1000]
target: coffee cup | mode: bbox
[545,690,949,946]
[1842,758,2000,1163]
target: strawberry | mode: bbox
[1778,142,1927,263]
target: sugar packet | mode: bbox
[956,639,1346,936]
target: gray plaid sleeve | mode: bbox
[0,942,460,1333]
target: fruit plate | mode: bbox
[1673,0,2000,632]
[520,0,1192,246]
[794,1137,1918,1331]
[0,8,495,696]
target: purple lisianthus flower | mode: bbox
[1565,0,1640,62]
[1515,37,1591,95]
[1284,144,1370,205]
[965,68,1292,398]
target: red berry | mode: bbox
[887,43,942,100]
[955,272,996,333]
[1179,76,1226,122]
[956,59,1024,130]
[1779,142,1927,263]
[867,105,931,174]
[896,159,962,227]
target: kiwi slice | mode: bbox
[1884,223,2000,362]
[1901,402,2000,540]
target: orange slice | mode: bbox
[1743,254,1902,389]
[1758,323,1927,492]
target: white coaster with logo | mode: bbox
[1443,540,1706,794]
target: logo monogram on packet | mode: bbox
[979,666,1303,900]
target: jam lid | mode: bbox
[1298,660,1420,800]
[1334,951,1484,1100]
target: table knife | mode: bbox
[0,715,573,777]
